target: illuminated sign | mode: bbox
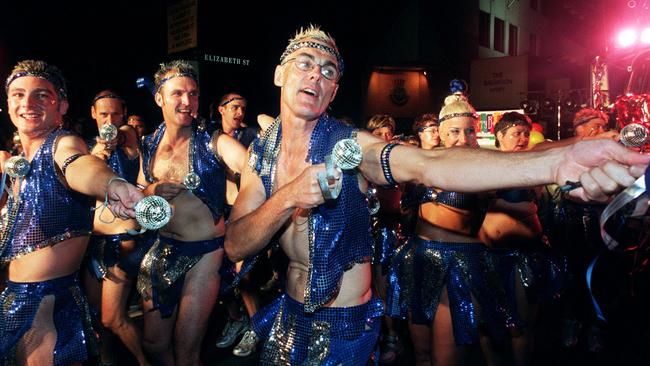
[203,54,251,66]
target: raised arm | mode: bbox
[357,130,650,202]
[224,161,330,262]
[213,133,247,174]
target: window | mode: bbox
[494,17,505,52]
[530,33,538,56]
[479,11,490,48]
[509,24,518,56]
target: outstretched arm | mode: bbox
[357,130,650,202]
[55,134,143,218]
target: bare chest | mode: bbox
[151,144,190,183]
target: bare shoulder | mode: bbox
[0,150,10,171]
[56,133,88,153]
[230,163,266,221]
[355,129,383,148]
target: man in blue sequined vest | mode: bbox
[0,60,143,366]
[225,26,650,365]
[135,60,247,366]
[83,90,149,365]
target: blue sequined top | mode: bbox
[249,115,373,312]
[0,128,93,264]
[141,121,226,219]
[89,141,139,184]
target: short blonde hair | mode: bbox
[6,60,67,100]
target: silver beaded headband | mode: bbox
[156,72,198,92]
[494,121,529,135]
[573,115,604,128]
[280,41,345,76]
[5,71,68,99]
[438,112,478,124]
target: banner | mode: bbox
[167,0,197,54]
[470,55,528,110]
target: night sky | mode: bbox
[4,0,650,143]
[0,0,415,142]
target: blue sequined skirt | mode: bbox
[252,294,384,365]
[136,235,224,318]
[372,226,398,275]
[488,247,568,325]
[387,237,514,345]
[0,273,96,365]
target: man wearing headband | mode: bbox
[84,90,148,365]
[572,108,618,139]
[212,91,262,357]
[0,60,142,365]
[225,26,650,365]
[135,60,246,365]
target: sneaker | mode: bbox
[233,330,259,357]
[215,316,247,348]
[379,334,403,364]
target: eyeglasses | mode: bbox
[282,55,340,81]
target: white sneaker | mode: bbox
[215,316,247,348]
[233,330,258,357]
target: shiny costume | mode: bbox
[370,185,402,274]
[138,121,226,318]
[387,188,515,345]
[0,128,93,262]
[87,233,142,279]
[0,128,95,364]
[0,274,95,366]
[137,235,224,318]
[252,294,383,365]
[487,189,567,326]
[86,144,142,279]
[246,115,380,362]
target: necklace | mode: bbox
[0,155,30,250]
[183,131,201,190]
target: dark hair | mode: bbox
[412,113,438,133]
[493,112,531,148]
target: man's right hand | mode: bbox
[285,164,340,209]
[554,139,650,202]
[153,182,187,201]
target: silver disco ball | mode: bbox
[331,138,363,170]
[134,195,172,230]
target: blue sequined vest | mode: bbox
[141,122,226,219]
[89,141,139,184]
[249,115,373,312]
[0,128,93,263]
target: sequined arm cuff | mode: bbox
[61,153,84,176]
[380,143,398,186]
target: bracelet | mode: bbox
[61,153,83,176]
[380,143,398,186]
[98,177,128,224]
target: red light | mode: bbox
[618,29,637,47]
[641,28,650,43]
